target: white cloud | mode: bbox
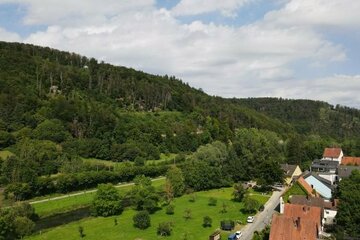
[264,0,360,28]
[171,0,252,17]
[0,27,21,42]
[274,75,360,107]
[0,0,155,26]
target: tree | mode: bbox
[243,197,260,213]
[91,184,123,217]
[258,161,284,186]
[165,204,175,215]
[203,216,212,227]
[166,166,185,197]
[129,175,159,213]
[133,211,151,229]
[233,183,246,202]
[157,222,173,236]
[14,216,35,239]
[134,156,145,166]
[164,181,174,203]
[183,209,192,220]
[335,170,360,238]
[220,202,228,213]
[32,119,70,143]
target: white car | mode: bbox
[235,231,243,239]
[247,216,255,223]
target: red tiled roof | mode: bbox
[269,214,318,240]
[341,157,360,166]
[297,176,315,196]
[323,148,342,158]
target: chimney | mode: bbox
[297,217,301,230]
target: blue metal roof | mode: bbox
[305,175,332,199]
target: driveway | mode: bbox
[240,187,286,240]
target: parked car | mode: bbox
[247,216,255,223]
[228,233,237,240]
[228,231,242,240]
[235,231,243,238]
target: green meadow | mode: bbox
[28,187,270,240]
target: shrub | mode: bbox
[157,222,173,236]
[189,194,196,202]
[208,197,217,206]
[78,226,85,238]
[203,216,212,227]
[133,211,151,229]
[183,209,192,220]
[166,204,175,215]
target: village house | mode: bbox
[280,164,302,185]
[269,203,322,240]
[321,147,343,163]
[303,172,334,200]
[289,195,338,226]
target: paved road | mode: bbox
[240,187,287,240]
[29,177,165,205]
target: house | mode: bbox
[322,148,343,163]
[311,159,338,173]
[338,165,360,181]
[341,156,360,166]
[269,203,322,240]
[289,195,338,225]
[323,200,338,225]
[280,164,302,185]
[269,214,319,240]
[303,173,334,200]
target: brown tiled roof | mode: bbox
[323,148,342,158]
[269,214,318,240]
[297,176,314,196]
[341,157,360,166]
[289,195,324,209]
[284,204,322,228]
[324,199,339,210]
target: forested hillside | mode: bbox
[237,97,360,139]
[1,41,360,201]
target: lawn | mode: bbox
[27,188,270,240]
[282,182,307,202]
[32,178,166,218]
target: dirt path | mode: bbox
[29,177,165,205]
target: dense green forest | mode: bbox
[1,41,360,201]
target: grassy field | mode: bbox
[0,150,14,160]
[32,178,166,218]
[28,188,270,240]
[282,182,307,202]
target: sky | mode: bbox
[0,0,360,108]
